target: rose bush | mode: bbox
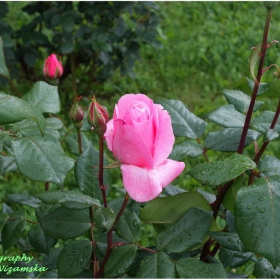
[104,93,185,202]
[43,54,63,79]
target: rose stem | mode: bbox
[98,136,107,207]
[200,8,273,262]
[77,128,83,155]
[197,138,209,162]
[95,192,130,278]
[237,7,273,155]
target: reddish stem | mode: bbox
[95,193,130,278]
[77,128,83,155]
[237,8,273,155]
[197,138,209,162]
[98,136,107,208]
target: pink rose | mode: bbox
[43,54,63,79]
[104,94,185,202]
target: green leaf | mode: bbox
[115,209,141,243]
[0,93,46,135]
[249,43,261,81]
[135,251,176,278]
[51,14,62,26]
[12,117,63,138]
[156,99,207,138]
[36,190,101,209]
[28,224,56,255]
[7,194,41,208]
[2,211,26,251]
[74,142,110,200]
[205,128,262,152]
[258,79,280,98]
[163,185,186,196]
[223,89,263,113]
[249,79,280,99]
[156,207,212,253]
[210,232,247,252]
[235,76,280,99]
[57,240,91,278]
[140,192,212,224]
[168,140,203,160]
[43,247,63,270]
[12,133,74,186]
[223,175,244,213]
[60,40,74,54]
[35,203,57,221]
[104,244,137,277]
[94,207,116,231]
[253,257,280,278]
[235,176,280,268]
[65,131,90,156]
[249,78,271,96]
[39,206,91,240]
[0,155,17,175]
[259,155,280,176]
[219,247,253,269]
[188,154,256,186]
[197,188,216,204]
[226,210,236,232]
[22,81,60,114]
[0,213,8,231]
[0,130,9,152]
[264,129,279,141]
[208,105,245,128]
[61,17,75,33]
[2,203,13,214]
[176,257,228,278]
[0,37,9,78]
[251,111,280,134]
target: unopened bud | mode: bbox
[43,54,63,79]
[87,96,109,136]
[69,96,84,129]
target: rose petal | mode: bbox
[116,94,154,119]
[153,108,175,166]
[104,119,115,151]
[132,118,155,155]
[120,165,162,202]
[155,159,185,188]
[112,119,153,168]
[121,159,185,202]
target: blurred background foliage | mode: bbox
[1,2,280,113]
[1,2,280,274]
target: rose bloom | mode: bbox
[104,94,185,202]
[43,54,63,79]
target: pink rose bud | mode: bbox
[43,54,63,79]
[87,96,109,136]
[69,96,84,129]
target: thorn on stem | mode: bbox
[267,39,280,49]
